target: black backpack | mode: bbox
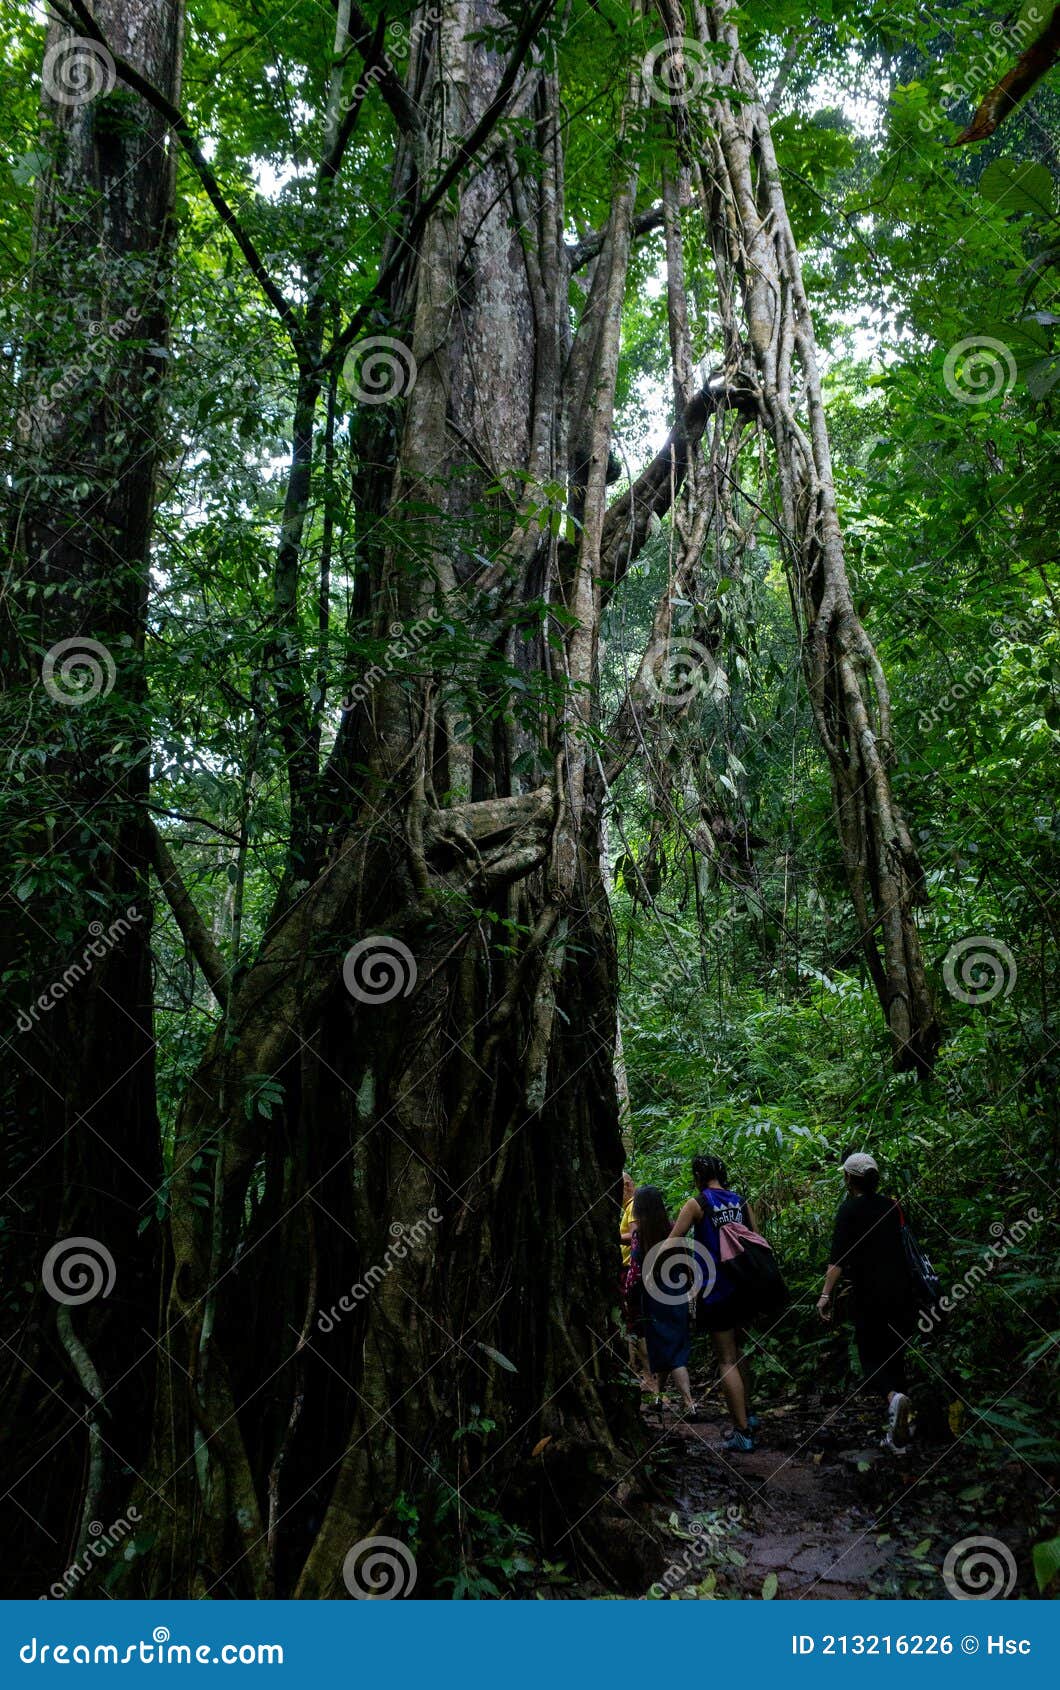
[724,1237,790,1319]
[897,1202,941,1313]
[714,1206,790,1322]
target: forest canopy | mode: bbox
[1,0,1057,1603]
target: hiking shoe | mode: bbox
[887,1393,912,1449]
[722,1428,756,1452]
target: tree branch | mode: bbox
[346,4,425,141]
[148,821,230,1011]
[954,5,1060,144]
[598,380,752,601]
[567,205,666,272]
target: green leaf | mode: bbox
[980,159,1055,220]
[762,1571,778,1599]
[1033,1535,1060,1594]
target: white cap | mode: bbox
[842,1152,878,1178]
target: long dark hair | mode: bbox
[692,1153,729,1190]
[632,1185,671,1257]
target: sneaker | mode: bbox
[879,1429,910,1456]
[747,1414,760,1433]
[722,1427,756,1452]
[887,1392,912,1449]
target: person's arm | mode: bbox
[817,1261,842,1322]
[819,1203,852,1322]
[742,1199,758,1232]
[668,1197,703,1238]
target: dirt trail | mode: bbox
[638,1372,1039,1601]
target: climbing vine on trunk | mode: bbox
[645,0,940,1072]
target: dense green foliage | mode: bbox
[602,2,1059,1514]
[2,0,1058,1597]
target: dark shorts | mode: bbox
[697,1292,750,1334]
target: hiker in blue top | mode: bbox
[669,1154,759,1451]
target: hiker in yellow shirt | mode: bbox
[619,1170,650,1383]
[620,1170,635,1266]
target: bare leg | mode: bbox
[670,1365,695,1412]
[712,1329,749,1430]
[737,1340,752,1416]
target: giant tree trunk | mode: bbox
[2,0,942,1599]
[129,1,658,1599]
[0,0,183,1591]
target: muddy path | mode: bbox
[632,1370,1043,1601]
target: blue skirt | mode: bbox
[643,1288,691,1372]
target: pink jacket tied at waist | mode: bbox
[717,1219,770,1262]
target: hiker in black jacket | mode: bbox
[816,1152,917,1453]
